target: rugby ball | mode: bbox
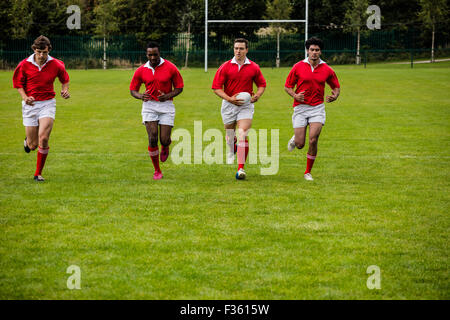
[236,92,251,106]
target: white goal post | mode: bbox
[204,0,309,72]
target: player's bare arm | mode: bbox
[17,88,35,105]
[61,82,70,99]
[213,89,244,106]
[251,86,265,103]
[130,90,151,101]
[284,87,305,103]
[157,87,183,102]
[326,87,340,103]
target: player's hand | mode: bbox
[157,90,169,102]
[293,91,305,103]
[326,94,337,103]
[141,90,151,102]
[251,94,260,103]
[61,89,70,99]
[24,96,35,105]
[229,94,244,106]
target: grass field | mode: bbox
[0,62,449,299]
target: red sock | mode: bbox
[237,138,249,170]
[161,145,170,156]
[35,146,49,176]
[305,154,316,174]
[148,146,161,172]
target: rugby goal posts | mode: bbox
[204,0,309,72]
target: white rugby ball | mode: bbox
[236,92,251,106]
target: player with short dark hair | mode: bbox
[12,35,70,182]
[305,37,324,51]
[285,37,340,181]
[130,41,184,180]
[212,38,267,180]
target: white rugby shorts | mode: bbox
[142,100,175,126]
[292,103,326,128]
[221,99,254,125]
[22,98,56,127]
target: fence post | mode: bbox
[410,49,413,69]
[364,50,367,68]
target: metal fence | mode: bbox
[1,29,448,69]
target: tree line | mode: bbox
[0,0,448,54]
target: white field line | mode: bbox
[390,58,450,64]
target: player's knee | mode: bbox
[309,137,318,146]
[237,128,249,138]
[149,136,158,146]
[149,129,158,137]
[295,139,305,149]
[160,137,171,147]
[39,136,49,146]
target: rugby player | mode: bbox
[285,37,340,181]
[130,41,184,180]
[212,38,266,180]
[13,35,70,182]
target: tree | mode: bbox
[264,0,293,68]
[93,0,126,69]
[418,0,448,62]
[10,0,88,37]
[207,0,267,39]
[291,0,349,33]
[344,0,369,65]
[5,0,30,39]
[179,1,196,68]
[377,0,420,26]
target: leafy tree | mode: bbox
[8,0,34,39]
[418,0,448,62]
[93,0,127,68]
[291,0,349,33]
[344,0,369,65]
[93,0,125,37]
[178,1,196,68]
[207,0,267,39]
[377,0,421,27]
[265,0,293,67]
[0,1,14,42]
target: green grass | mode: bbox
[0,62,449,299]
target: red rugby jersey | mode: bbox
[285,58,340,107]
[211,57,266,97]
[12,54,70,101]
[129,58,184,101]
